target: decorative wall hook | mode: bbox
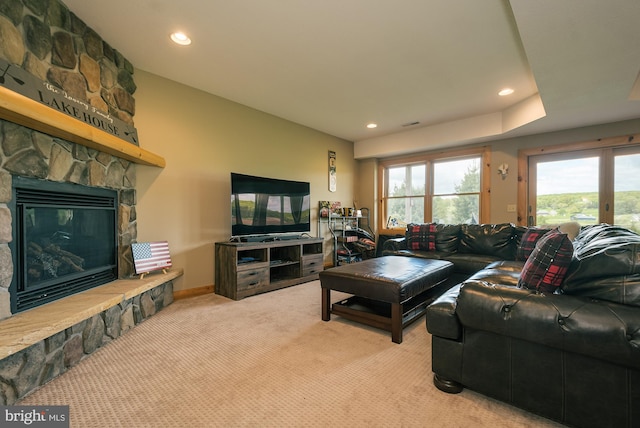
[498,163,509,180]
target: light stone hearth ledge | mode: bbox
[0,268,183,359]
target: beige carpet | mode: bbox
[18,281,564,427]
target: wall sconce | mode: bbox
[498,163,509,180]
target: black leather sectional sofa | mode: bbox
[383,223,640,428]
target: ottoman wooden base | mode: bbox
[329,292,440,343]
[319,256,454,343]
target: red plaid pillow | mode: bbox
[517,228,552,261]
[406,223,437,251]
[518,229,573,293]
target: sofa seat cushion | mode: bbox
[381,249,444,260]
[459,223,516,260]
[563,224,640,307]
[444,253,502,274]
[456,281,640,370]
[381,237,407,253]
[466,262,523,287]
[483,260,526,273]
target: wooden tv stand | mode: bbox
[214,238,324,300]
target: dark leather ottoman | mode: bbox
[319,256,454,343]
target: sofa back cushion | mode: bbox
[434,224,461,253]
[518,229,573,293]
[562,224,640,306]
[406,223,436,251]
[459,223,516,260]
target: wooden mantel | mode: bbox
[0,86,165,168]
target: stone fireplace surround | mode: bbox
[2,127,133,315]
[0,1,182,404]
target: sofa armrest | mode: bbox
[456,280,640,369]
[426,284,462,340]
[382,237,407,252]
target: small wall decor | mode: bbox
[131,241,172,279]
[498,163,509,180]
[328,150,337,192]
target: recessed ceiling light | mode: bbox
[170,32,192,46]
[366,123,378,129]
[498,88,514,96]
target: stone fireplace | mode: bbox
[0,120,138,319]
[0,0,146,319]
[0,1,180,405]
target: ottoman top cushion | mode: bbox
[319,256,453,303]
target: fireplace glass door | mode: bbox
[11,177,118,312]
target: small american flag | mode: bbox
[131,241,172,274]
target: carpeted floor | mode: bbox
[18,281,564,427]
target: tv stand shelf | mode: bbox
[215,238,324,300]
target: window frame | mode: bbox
[517,133,640,227]
[377,146,491,234]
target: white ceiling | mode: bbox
[61,0,640,156]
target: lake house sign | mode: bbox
[0,58,139,146]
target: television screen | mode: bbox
[231,173,311,237]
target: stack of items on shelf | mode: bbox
[319,201,376,266]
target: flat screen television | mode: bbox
[230,172,311,238]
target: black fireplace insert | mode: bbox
[9,176,118,312]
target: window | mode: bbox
[385,164,426,227]
[379,148,490,233]
[613,149,640,232]
[520,135,640,233]
[530,152,600,227]
[433,157,481,224]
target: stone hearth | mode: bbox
[0,271,180,405]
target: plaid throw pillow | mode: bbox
[517,228,552,261]
[406,223,437,251]
[518,229,573,293]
